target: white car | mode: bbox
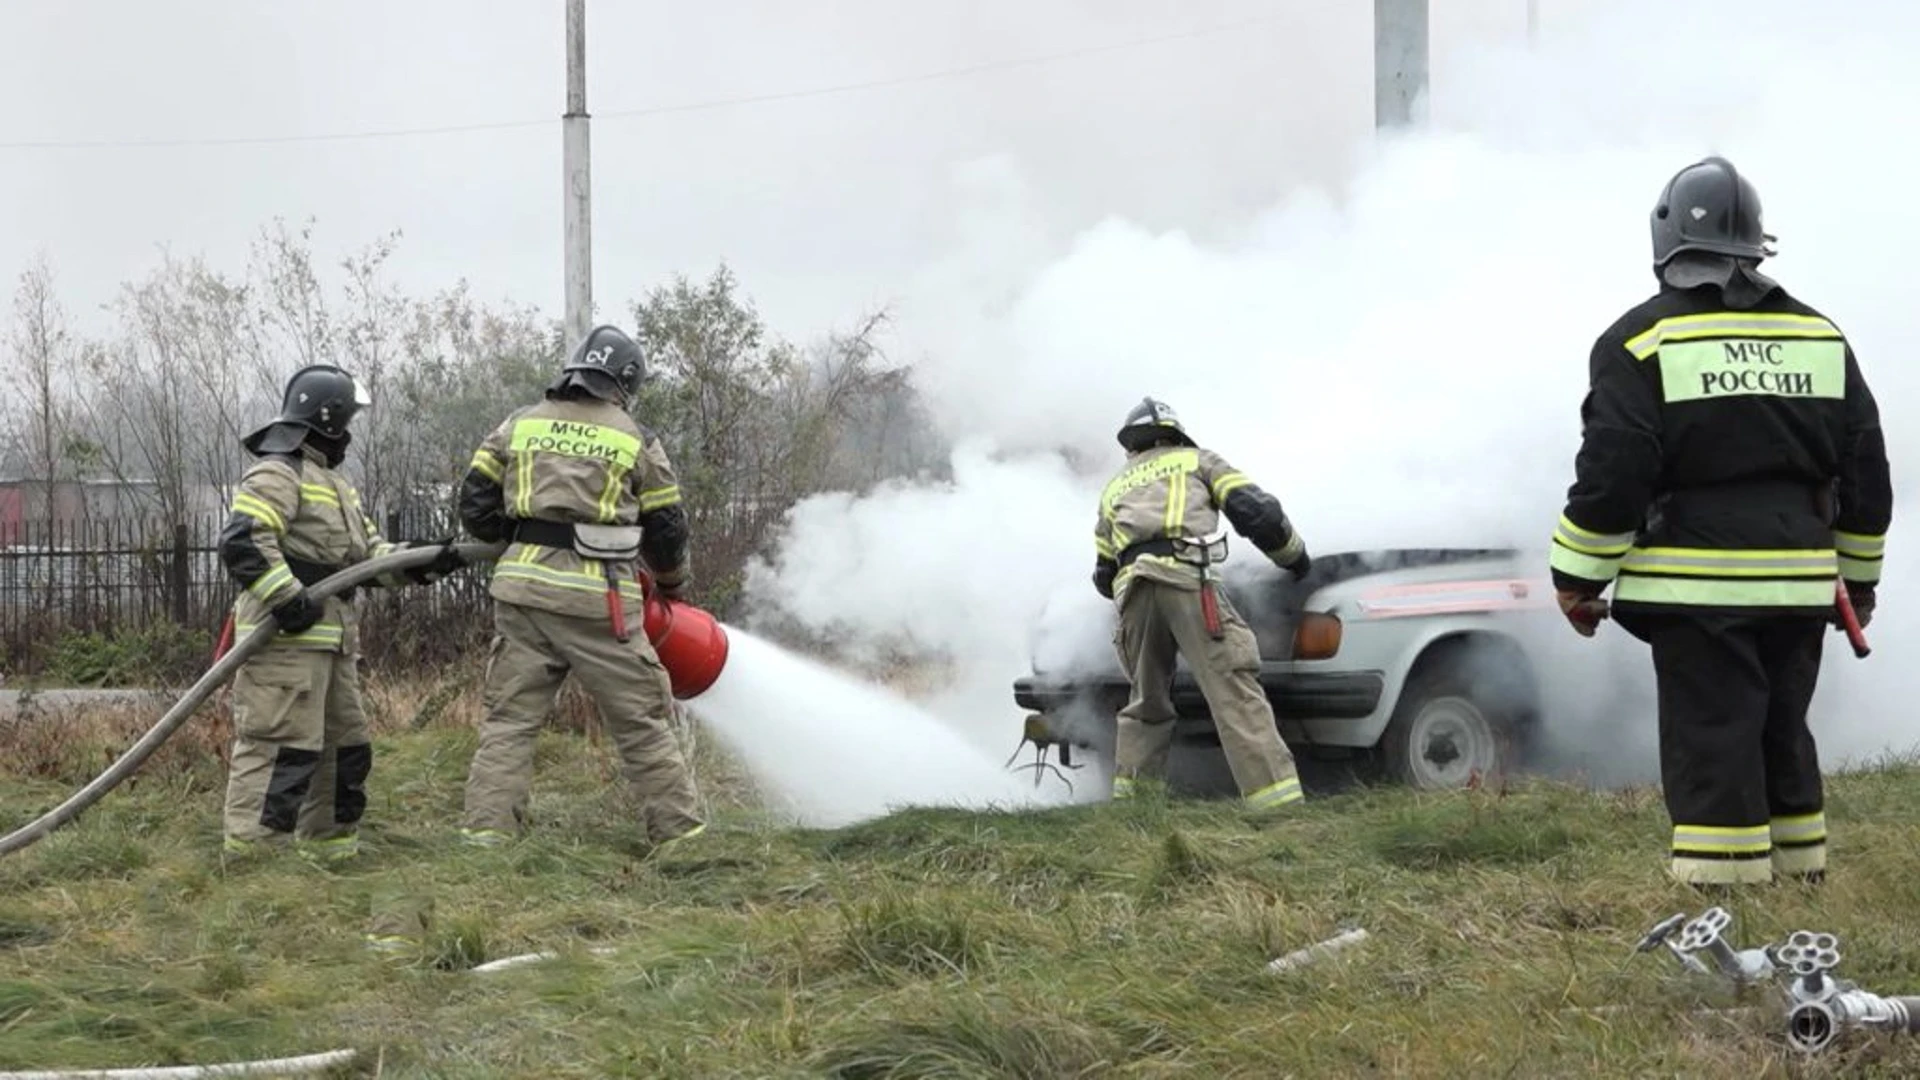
[1010,547,1565,793]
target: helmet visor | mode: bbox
[351,376,372,409]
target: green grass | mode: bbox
[4,729,1920,1078]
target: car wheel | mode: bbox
[1379,658,1516,791]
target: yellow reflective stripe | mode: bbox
[247,564,296,601]
[1614,575,1835,607]
[1671,855,1773,885]
[595,466,625,523]
[361,516,399,562]
[1839,555,1882,584]
[1620,548,1837,577]
[1671,823,1771,855]
[231,493,285,533]
[1246,777,1303,809]
[1549,542,1622,583]
[492,559,646,598]
[235,621,345,646]
[1272,531,1305,564]
[514,447,534,518]
[1094,535,1117,559]
[1769,812,1827,846]
[1772,844,1825,876]
[468,451,504,483]
[1210,471,1250,502]
[1163,466,1186,535]
[1128,553,1196,578]
[1625,312,1841,361]
[299,483,341,507]
[1834,530,1886,559]
[1554,514,1634,556]
[507,417,641,469]
[638,485,681,512]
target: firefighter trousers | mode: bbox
[222,646,372,847]
[1643,613,1828,885]
[461,601,703,845]
[1112,577,1302,809]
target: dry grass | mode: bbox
[3,706,1920,1076]
[0,656,766,827]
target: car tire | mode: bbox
[1379,649,1519,791]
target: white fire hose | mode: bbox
[0,540,504,859]
[0,1049,358,1079]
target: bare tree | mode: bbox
[335,231,412,512]
[252,217,337,371]
[2,235,948,625]
[631,266,943,613]
[7,257,75,522]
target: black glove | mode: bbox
[1286,550,1312,581]
[656,576,689,601]
[271,590,324,635]
[403,537,467,585]
[1092,562,1116,600]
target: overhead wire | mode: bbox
[0,10,1290,151]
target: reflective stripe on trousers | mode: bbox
[1246,776,1303,810]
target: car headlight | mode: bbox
[1292,611,1343,660]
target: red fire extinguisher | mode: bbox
[634,569,731,700]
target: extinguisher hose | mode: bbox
[0,540,504,859]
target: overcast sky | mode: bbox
[0,0,1574,344]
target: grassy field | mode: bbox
[3,681,1920,1078]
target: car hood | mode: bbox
[1024,546,1526,679]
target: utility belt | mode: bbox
[1117,534,1228,569]
[509,518,585,551]
[1117,533,1231,640]
[507,518,645,560]
[284,555,354,601]
[506,517,645,643]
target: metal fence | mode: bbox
[0,510,494,679]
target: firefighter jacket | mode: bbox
[1092,444,1306,602]
[1549,281,1892,617]
[457,395,690,621]
[217,443,405,653]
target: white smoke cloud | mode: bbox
[742,0,1920,796]
[742,441,1096,765]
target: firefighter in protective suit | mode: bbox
[1549,156,1892,886]
[218,365,466,861]
[456,324,704,850]
[1093,398,1312,809]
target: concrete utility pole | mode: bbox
[1527,0,1540,47]
[1373,0,1430,130]
[563,0,592,345]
